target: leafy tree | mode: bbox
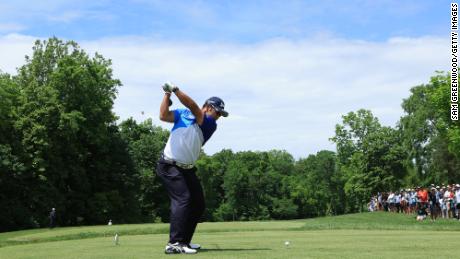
[119,118,169,222]
[0,73,31,231]
[291,150,343,217]
[218,151,281,220]
[331,110,406,212]
[265,150,297,219]
[214,150,300,221]
[2,37,139,228]
[196,149,234,221]
[400,72,460,184]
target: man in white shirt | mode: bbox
[394,192,401,213]
[455,184,460,220]
[156,83,228,254]
[444,187,453,218]
[410,189,417,214]
[388,192,395,212]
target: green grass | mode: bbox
[1,212,459,259]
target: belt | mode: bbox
[161,155,195,169]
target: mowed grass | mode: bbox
[1,212,459,259]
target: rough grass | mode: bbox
[299,212,460,231]
[1,212,459,259]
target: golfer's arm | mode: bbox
[174,89,204,124]
[159,93,174,122]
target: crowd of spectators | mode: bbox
[368,184,460,221]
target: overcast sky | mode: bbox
[0,0,450,159]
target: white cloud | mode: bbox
[46,10,116,23]
[0,1,114,25]
[0,34,36,73]
[47,11,83,23]
[0,23,25,33]
[0,34,448,158]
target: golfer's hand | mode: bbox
[162,82,178,93]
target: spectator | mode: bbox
[394,192,401,213]
[435,186,442,218]
[402,190,410,214]
[368,197,375,212]
[382,192,389,212]
[444,186,453,218]
[455,184,460,220]
[449,186,456,218]
[418,187,429,214]
[409,189,417,214]
[416,187,422,211]
[49,208,56,229]
[440,188,448,219]
[388,192,395,212]
[428,187,438,221]
[416,206,426,221]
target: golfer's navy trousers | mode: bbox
[156,158,205,244]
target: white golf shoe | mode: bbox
[164,242,197,254]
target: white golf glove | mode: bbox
[162,82,178,93]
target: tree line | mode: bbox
[1,38,458,232]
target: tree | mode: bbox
[196,149,234,221]
[2,37,140,229]
[215,151,296,221]
[0,73,31,231]
[331,110,406,212]
[290,150,343,218]
[400,72,460,184]
[119,118,169,222]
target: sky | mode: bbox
[0,0,450,159]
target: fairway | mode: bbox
[1,212,459,259]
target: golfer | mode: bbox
[156,83,228,254]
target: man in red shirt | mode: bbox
[417,187,429,217]
[420,188,429,203]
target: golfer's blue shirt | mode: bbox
[163,109,216,164]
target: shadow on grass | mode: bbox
[199,248,271,253]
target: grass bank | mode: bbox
[1,212,459,259]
